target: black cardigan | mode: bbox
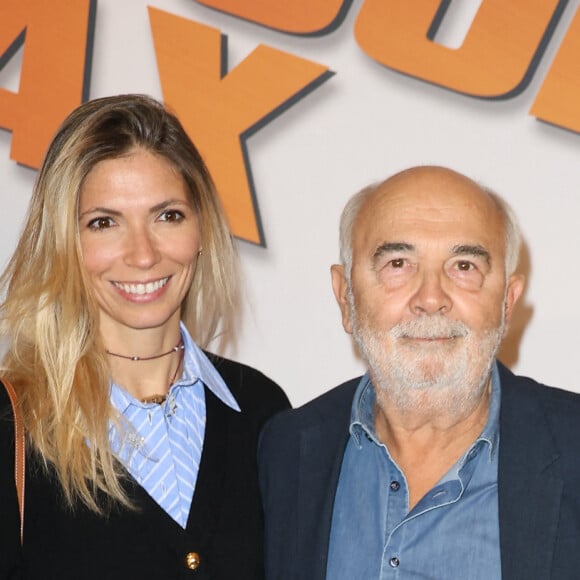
[0,354,290,579]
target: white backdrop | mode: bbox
[1,0,579,405]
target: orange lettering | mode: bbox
[149,7,332,244]
[192,0,350,35]
[355,0,564,98]
[531,6,580,132]
[0,0,95,168]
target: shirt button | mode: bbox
[389,556,400,568]
[185,552,201,570]
[390,480,400,491]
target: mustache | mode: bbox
[390,317,470,340]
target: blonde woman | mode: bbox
[0,94,289,579]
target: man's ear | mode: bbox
[331,264,353,334]
[503,273,525,335]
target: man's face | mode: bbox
[332,168,524,411]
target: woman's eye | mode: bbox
[87,216,115,230]
[159,209,185,223]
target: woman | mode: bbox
[0,94,289,579]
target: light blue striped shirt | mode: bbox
[109,323,240,528]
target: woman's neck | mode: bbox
[103,323,184,401]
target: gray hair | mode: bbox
[338,179,522,282]
[338,183,379,282]
[483,188,522,278]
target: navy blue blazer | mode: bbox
[258,363,580,580]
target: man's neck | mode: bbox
[373,381,492,510]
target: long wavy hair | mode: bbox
[0,94,239,512]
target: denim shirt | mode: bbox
[326,364,502,579]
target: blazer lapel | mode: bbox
[498,368,562,580]
[186,386,227,539]
[296,386,354,580]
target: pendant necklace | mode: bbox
[106,339,185,404]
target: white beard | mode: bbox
[350,295,505,417]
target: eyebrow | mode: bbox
[78,198,191,219]
[78,206,122,219]
[372,242,491,264]
[451,244,491,264]
[373,242,415,259]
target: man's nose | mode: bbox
[409,269,452,315]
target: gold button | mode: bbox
[185,552,201,570]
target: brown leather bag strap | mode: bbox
[3,380,25,545]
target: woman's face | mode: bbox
[78,148,201,339]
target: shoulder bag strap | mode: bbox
[3,380,25,545]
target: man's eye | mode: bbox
[456,261,475,271]
[388,258,406,268]
[87,217,115,230]
[159,209,185,223]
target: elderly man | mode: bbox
[258,166,580,580]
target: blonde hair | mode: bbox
[0,94,239,512]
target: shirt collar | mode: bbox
[349,375,376,448]
[473,361,501,461]
[349,361,502,459]
[110,322,240,413]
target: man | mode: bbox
[259,166,580,580]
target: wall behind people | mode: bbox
[0,0,579,405]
